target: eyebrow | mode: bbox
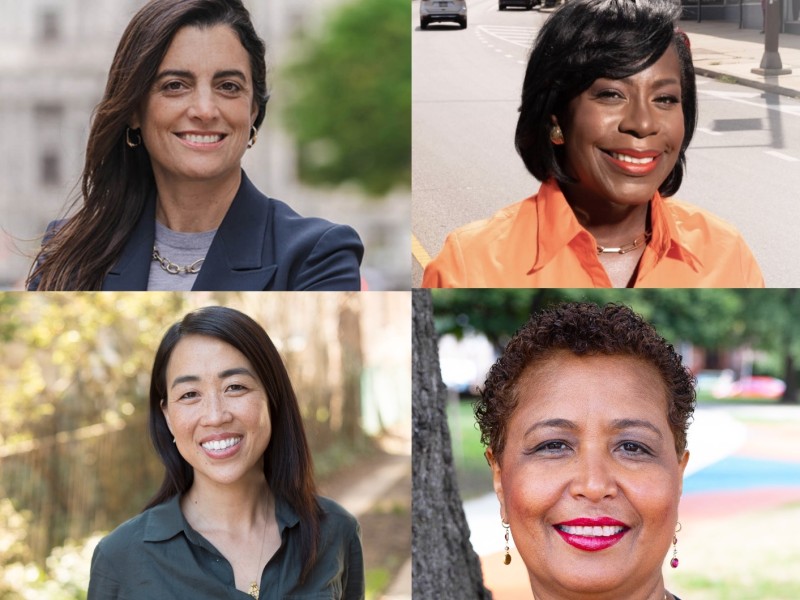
[170,367,256,389]
[155,69,249,82]
[523,417,664,439]
[607,76,681,89]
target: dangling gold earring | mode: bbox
[502,520,511,565]
[550,124,564,145]
[126,127,142,148]
[247,125,258,148]
[670,521,681,568]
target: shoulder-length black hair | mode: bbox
[145,306,320,582]
[28,0,269,290]
[515,0,697,198]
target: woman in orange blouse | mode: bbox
[423,0,764,289]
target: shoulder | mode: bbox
[93,509,152,561]
[317,496,360,535]
[663,197,745,239]
[422,198,531,288]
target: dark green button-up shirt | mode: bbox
[87,494,364,599]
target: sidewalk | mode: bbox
[678,19,800,98]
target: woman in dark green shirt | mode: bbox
[88,306,364,599]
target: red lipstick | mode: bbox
[602,148,661,176]
[554,517,630,552]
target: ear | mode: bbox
[251,101,259,126]
[129,109,141,131]
[677,450,690,495]
[161,399,174,438]
[486,448,507,521]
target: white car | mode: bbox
[420,0,467,29]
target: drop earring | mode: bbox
[549,124,564,145]
[502,520,511,565]
[670,521,681,568]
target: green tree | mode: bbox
[281,0,410,196]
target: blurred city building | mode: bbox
[0,0,409,289]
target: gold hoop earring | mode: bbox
[502,520,511,565]
[126,127,142,148]
[247,125,258,149]
[550,124,564,145]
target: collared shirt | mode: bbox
[422,179,765,288]
[87,494,364,600]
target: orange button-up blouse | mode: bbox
[422,179,764,288]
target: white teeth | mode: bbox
[558,525,625,537]
[610,152,654,164]
[201,437,241,451]
[182,134,223,144]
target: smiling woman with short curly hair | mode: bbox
[478,301,694,600]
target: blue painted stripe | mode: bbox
[683,457,800,494]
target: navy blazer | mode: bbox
[32,172,364,291]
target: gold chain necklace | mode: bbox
[248,508,269,599]
[152,246,205,274]
[596,231,652,255]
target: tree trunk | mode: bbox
[412,290,493,599]
[781,289,798,404]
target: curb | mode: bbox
[694,66,800,100]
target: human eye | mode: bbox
[526,439,572,456]
[225,383,248,394]
[176,390,200,403]
[617,441,653,457]
[218,81,243,94]
[161,80,188,94]
[655,93,681,105]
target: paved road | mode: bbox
[411,0,800,287]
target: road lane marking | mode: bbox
[699,90,800,117]
[696,127,724,136]
[764,150,800,162]
[412,233,432,269]
[477,25,538,49]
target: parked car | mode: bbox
[726,376,786,399]
[420,0,468,29]
[695,369,735,397]
[499,0,538,9]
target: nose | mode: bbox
[187,88,220,122]
[200,393,232,427]
[568,449,618,501]
[618,95,659,139]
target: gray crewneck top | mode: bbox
[147,221,217,291]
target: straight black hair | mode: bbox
[515,0,697,197]
[146,306,321,583]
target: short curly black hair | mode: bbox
[476,302,695,460]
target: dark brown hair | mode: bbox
[28,0,269,290]
[145,306,320,583]
[515,0,697,198]
[476,302,695,460]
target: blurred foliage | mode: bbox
[281,0,411,196]
[431,289,800,403]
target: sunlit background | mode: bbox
[0,0,410,290]
[433,288,800,600]
[0,291,412,599]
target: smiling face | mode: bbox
[489,351,688,598]
[557,45,685,209]
[131,24,258,188]
[161,335,271,490]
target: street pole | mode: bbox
[752,0,792,75]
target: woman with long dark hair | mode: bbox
[28,0,363,291]
[88,306,364,599]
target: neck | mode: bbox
[154,170,242,233]
[561,183,651,247]
[529,574,669,600]
[182,469,271,533]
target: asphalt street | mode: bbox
[411,0,800,287]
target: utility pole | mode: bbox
[752,0,792,75]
